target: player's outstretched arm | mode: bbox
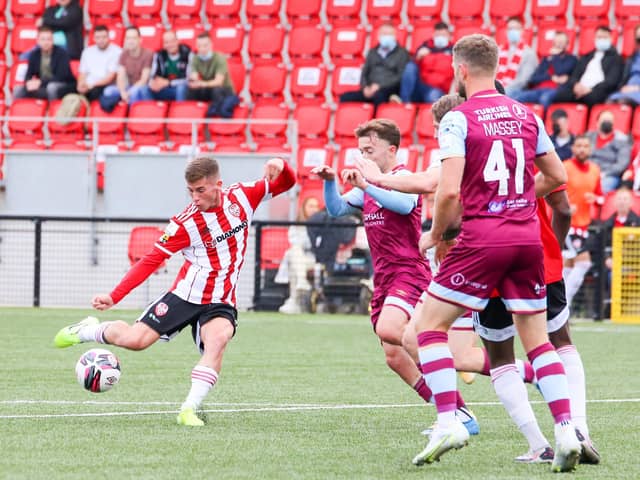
[343,168,417,215]
[534,150,568,198]
[356,157,439,194]
[263,157,296,196]
[107,249,171,306]
[92,294,114,311]
[312,165,362,217]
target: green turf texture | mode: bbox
[1,308,638,479]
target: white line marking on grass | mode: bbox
[1,398,640,419]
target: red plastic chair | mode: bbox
[297,177,325,210]
[126,0,162,23]
[174,24,206,51]
[226,60,246,94]
[286,0,321,26]
[523,103,545,120]
[577,26,618,56]
[620,24,639,58]
[137,22,165,52]
[128,226,167,271]
[0,23,8,62]
[248,25,285,66]
[489,0,526,28]
[0,62,7,94]
[452,25,491,42]
[88,100,127,144]
[545,103,588,135]
[288,25,325,67]
[365,0,402,27]
[449,0,485,28]
[632,108,640,141]
[249,64,287,105]
[10,0,45,24]
[204,0,241,26]
[294,104,331,148]
[296,147,334,179]
[166,101,208,145]
[127,101,169,145]
[574,0,612,26]
[396,146,421,172]
[250,103,290,149]
[536,27,575,58]
[375,102,417,146]
[47,98,87,143]
[531,0,569,28]
[409,25,434,54]
[166,0,203,25]
[329,26,367,67]
[10,25,38,63]
[407,0,443,27]
[259,227,289,270]
[333,102,374,148]
[210,25,245,61]
[207,102,249,147]
[615,0,640,24]
[290,65,328,105]
[587,103,633,134]
[325,0,363,27]
[8,98,47,142]
[88,0,123,23]
[246,0,282,25]
[416,103,435,145]
[330,64,363,102]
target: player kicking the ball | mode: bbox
[54,156,296,426]
[312,119,479,437]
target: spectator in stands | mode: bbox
[339,24,410,108]
[140,30,191,102]
[563,135,604,307]
[603,185,640,273]
[511,31,576,109]
[76,25,122,103]
[554,26,624,107]
[39,0,83,60]
[393,22,452,104]
[586,109,632,193]
[607,25,640,106]
[13,26,76,101]
[621,150,640,191]
[275,197,322,314]
[496,16,538,97]
[187,33,238,118]
[550,108,575,161]
[99,26,153,112]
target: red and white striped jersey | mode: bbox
[154,179,272,306]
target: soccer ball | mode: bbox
[75,348,121,393]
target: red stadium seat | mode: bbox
[290,65,328,105]
[211,26,244,62]
[250,103,290,148]
[294,104,331,148]
[632,108,640,140]
[489,0,526,28]
[174,24,206,51]
[545,103,588,135]
[8,61,28,91]
[330,64,363,102]
[375,102,417,146]
[259,227,289,270]
[47,98,87,143]
[620,23,639,58]
[449,0,485,28]
[366,0,402,27]
[88,101,127,144]
[10,25,38,63]
[536,27,575,58]
[249,64,287,105]
[0,23,8,62]
[128,226,167,270]
[410,26,434,54]
[396,146,421,172]
[574,0,611,26]
[126,0,162,23]
[70,59,80,79]
[127,100,169,145]
[524,103,545,120]
[88,0,123,23]
[166,0,203,26]
[452,25,491,43]
[407,0,443,27]
[10,0,45,24]
[298,177,325,210]
[615,0,640,24]
[296,147,334,179]
[211,143,251,152]
[336,146,362,172]
[166,101,208,145]
[286,0,321,26]
[0,62,7,95]
[208,102,249,147]
[333,102,374,148]
[7,98,47,142]
[369,24,408,49]
[577,26,618,56]
[325,0,363,27]
[205,0,241,26]
[246,0,282,25]
[531,0,568,28]
[329,26,367,67]
[247,25,285,66]
[137,22,164,52]
[587,103,633,134]
[8,141,46,149]
[48,141,89,150]
[227,60,246,94]
[288,25,325,67]
[416,103,436,145]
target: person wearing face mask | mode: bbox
[585,110,632,193]
[554,25,623,107]
[549,109,575,161]
[392,22,453,104]
[607,25,640,106]
[187,33,239,118]
[511,31,577,110]
[339,24,410,108]
[495,16,538,97]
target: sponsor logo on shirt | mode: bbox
[511,103,528,120]
[488,200,506,213]
[534,283,546,296]
[204,220,249,248]
[159,220,179,243]
[363,211,385,226]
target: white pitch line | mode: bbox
[1,398,639,420]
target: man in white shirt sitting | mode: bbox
[76,25,122,102]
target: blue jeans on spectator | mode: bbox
[511,88,557,109]
[399,61,444,103]
[601,174,621,194]
[139,83,188,102]
[99,84,147,112]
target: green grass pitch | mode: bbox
[1,307,639,479]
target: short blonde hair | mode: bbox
[453,34,499,77]
[185,157,219,183]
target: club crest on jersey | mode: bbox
[155,302,169,316]
[451,273,465,286]
[511,103,528,120]
[488,200,506,213]
[159,220,179,243]
[228,203,241,218]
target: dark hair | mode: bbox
[596,25,612,34]
[434,22,449,31]
[494,80,506,94]
[197,32,211,40]
[125,26,140,35]
[93,25,109,34]
[574,133,591,143]
[38,26,54,34]
[354,119,401,149]
[551,108,568,120]
[185,157,220,183]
